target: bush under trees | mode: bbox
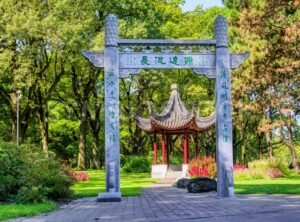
[0,141,74,203]
[233,158,288,180]
[121,155,151,173]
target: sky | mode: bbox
[182,0,224,12]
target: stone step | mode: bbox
[165,170,183,179]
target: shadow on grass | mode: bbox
[74,186,147,197]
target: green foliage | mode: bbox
[0,0,299,174]
[0,141,74,203]
[121,156,151,173]
[234,169,269,180]
[248,158,289,175]
[15,186,48,204]
[170,155,183,165]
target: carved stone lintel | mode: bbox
[230,52,250,68]
[82,50,104,67]
[193,68,216,79]
[119,68,142,78]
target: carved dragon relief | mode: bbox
[119,69,142,78]
[193,68,216,79]
[82,50,104,68]
[230,52,250,69]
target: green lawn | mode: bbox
[235,175,300,194]
[71,170,157,197]
[0,202,57,221]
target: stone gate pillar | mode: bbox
[98,14,121,202]
[214,15,234,197]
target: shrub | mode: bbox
[69,171,89,181]
[233,163,247,171]
[266,168,284,179]
[189,166,208,177]
[234,160,285,180]
[248,158,289,175]
[122,156,150,173]
[188,156,217,178]
[0,141,74,203]
[15,186,48,203]
[234,169,269,180]
[19,158,74,201]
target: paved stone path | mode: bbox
[8,183,300,222]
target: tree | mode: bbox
[231,0,300,172]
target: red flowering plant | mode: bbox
[69,171,89,182]
[188,156,216,178]
[233,163,247,171]
[266,168,283,179]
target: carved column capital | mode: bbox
[105,14,118,47]
[214,15,228,48]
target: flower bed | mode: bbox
[69,171,89,182]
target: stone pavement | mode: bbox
[8,182,300,222]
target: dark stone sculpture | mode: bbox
[187,177,217,193]
[174,178,190,189]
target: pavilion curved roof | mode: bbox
[135,84,215,133]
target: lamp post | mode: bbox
[16,90,22,147]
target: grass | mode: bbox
[71,170,157,197]
[0,202,57,221]
[235,174,300,194]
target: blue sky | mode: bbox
[182,0,224,12]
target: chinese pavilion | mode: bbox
[136,84,215,178]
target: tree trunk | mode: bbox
[90,132,101,169]
[258,132,263,159]
[37,104,49,157]
[286,112,299,174]
[233,128,237,164]
[265,130,273,159]
[279,109,299,174]
[241,141,246,165]
[77,100,88,170]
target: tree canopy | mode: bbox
[0,0,299,172]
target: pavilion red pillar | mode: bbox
[184,131,188,164]
[162,132,166,164]
[153,133,157,164]
[195,133,199,158]
[166,135,170,167]
[187,134,189,162]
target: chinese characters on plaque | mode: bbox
[119,53,215,69]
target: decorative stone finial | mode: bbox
[214,15,228,47]
[105,14,118,47]
[171,84,178,91]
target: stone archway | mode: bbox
[83,14,249,201]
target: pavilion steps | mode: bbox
[151,164,188,179]
[165,170,183,179]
